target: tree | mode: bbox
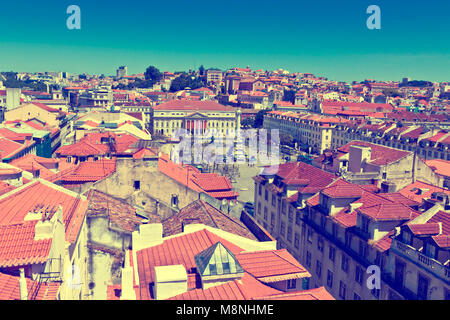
[280,133,294,146]
[253,109,268,128]
[169,73,205,92]
[144,66,162,83]
[382,88,401,97]
[241,117,254,128]
[283,89,296,103]
[199,65,205,76]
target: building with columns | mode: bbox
[152,100,240,138]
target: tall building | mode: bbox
[117,66,128,78]
[252,161,450,300]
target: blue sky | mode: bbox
[0,0,448,82]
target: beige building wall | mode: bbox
[5,103,60,127]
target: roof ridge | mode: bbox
[271,249,304,273]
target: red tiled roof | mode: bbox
[158,154,238,200]
[431,235,450,249]
[58,159,116,182]
[321,184,363,198]
[262,162,336,197]
[0,222,52,267]
[168,272,282,300]
[425,159,450,177]
[0,272,60,300]
[154,100,235,111]
[136,228,244,300]
[0,181,16,196]
[56,140,108,157]
[398,181,450,203]
[0,138,29,160]
[0,180,87,244]
[337,140,410,166]
[86,189,151,233]
[132,148,158,159]
[322,100,393,113]
[236,249,310,282]
[162,200,256,240]
[428,211,450,236]
[407,223,441,236]
[255,286,334,300]
[379,192,420,207]
[56,132,140,157]
[358,203,417,221]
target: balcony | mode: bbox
[392,239,450,283]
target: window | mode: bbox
[222,262,230,274]
[417,274,429,300]
[317,237,324,253]
[287,279,297,290]
[361,216,370,234]
[425,243,437,259]
[264,207,268,221]
[287,226,292,242]
[133,180,140,190]
[306,251,311,267]
[271,213,275,227]
[359,240,367,258]
[355,266,363,285]
[316,260,322,278]
[280,221,286,236]
[295,212,301,226]
[272,194,276,206]
[294,233,300,249]
[402,231,412,245]
[326,270,333,288]
[265,190,268,201]
[332,223,337,238]
[307,229,313,244]
[339,281,347,300]
[345,231,352,247]
[209,264,217,275]
[353,293,361,300]
[288,207,293,222]
[329,246,336,263]
[320,215,326,229]
[341,255,349,273]
[258,184,262,196]
[171,195,178,207]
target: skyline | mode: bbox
[0,0,449,83]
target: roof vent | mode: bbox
[154,265,188,300]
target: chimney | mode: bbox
[120,251,136,300]
[132,223,163,251]
[380,181,396,193]
[19,268,28,300]
[154,265,188,300]
[348,145,371,173]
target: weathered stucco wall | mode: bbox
[93,158,200,220]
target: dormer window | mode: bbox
[361,216,370,234]
[424,243,437,260]
[402,231,412,245]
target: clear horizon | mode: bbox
[0,0,448,83]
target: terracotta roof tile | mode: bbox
[0,180,87,244]
[163,200,256,240]
[0,272,60,300]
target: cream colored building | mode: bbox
[152,100,239,138]
[263,111,345,154]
